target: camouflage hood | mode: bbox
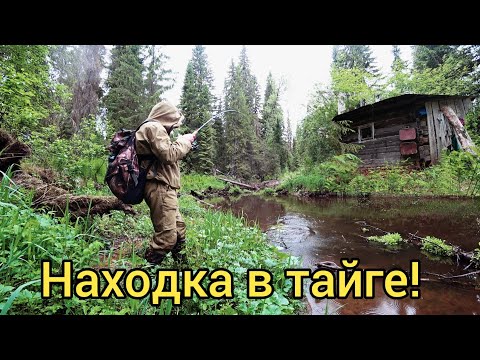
[148,100,183,132]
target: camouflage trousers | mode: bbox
[144,180,186,255]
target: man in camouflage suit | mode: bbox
[135,100,196,265]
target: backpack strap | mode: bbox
[136,118,154,132]
[136,118,158,177]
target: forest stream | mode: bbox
[219,195,480,315]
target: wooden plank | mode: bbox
[463,98,473,114]
[348,113,411,129]
[357,146,401,155]
[374,122,417,137]
[374,116,413,128]
[357,140,400,149]
[372,134,400,141]
[430,100,444,160]
[360,151,402,159]
[360,150,400,158]
[357,141,401,149]
[454,98,466,120]
[425,101,437,163]
[439,100,452,150]
[375,119,417,130]
[357,135,400,144]
[361,152,402,159]
[436,100,447,152]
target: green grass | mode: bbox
[280,151,480,197]
[367,233,404,246]
[420,236,455,257]
[181,174,225,192]
[0,169,305,315]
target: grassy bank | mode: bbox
[279,152,480,197]
[0,171,305,315]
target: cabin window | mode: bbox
[358,123,374,142]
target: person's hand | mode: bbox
[181,132,196,144]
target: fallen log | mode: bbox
[190,189,204,200]
[195,198,215,208]
[407,232,475,267]
[0,129,31,173]
[12,170,135,219]
[315,261,342,271]
[353,221,477,268]
[217,177,258,190]
[0,128,134,220]
[189,189,216,208]
[440,105,476,155]
[258,179,280,189]
[216,177,281,191]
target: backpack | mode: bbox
[104,119,155,205]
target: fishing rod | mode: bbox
[191,109,240,150]
[194,109,239,134]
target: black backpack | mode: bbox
[104,120,155,205]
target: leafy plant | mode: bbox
[367,233,403,246]
[261,187,275,196]
[0,279,41,315]
[472,243,480,264]
[421,236,455,257]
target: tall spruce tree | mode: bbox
[238,46,262,137]
[48,45,106,136]
[179,45,215,174]
[143,45,173,114]
[392,45,401,64]
[49,45,78,89]
[410,45,478,95]
[388,45,411,96]
[260,72,288,174]
[285,113,293,152]
[284,114,294,171]
[332,45,378,74]
[71,45,106,132]
[103,45,145,131]
[331,45,381,111]
[259,72,275,139]
[212,98,226,173]
[412,45,456,70]
[47,45,77,135]
[223,61,257,180]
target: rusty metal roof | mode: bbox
[332,94,477,122]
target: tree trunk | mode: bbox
[13,171,135,220]
[440,105,477,155]
[218,177,258,190]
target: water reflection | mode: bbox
[219,195,480,315]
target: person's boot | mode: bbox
[144,247,166,266]
[171,238,186,266]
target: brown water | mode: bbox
[219,195,480,315]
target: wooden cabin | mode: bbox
[332,94,476,167]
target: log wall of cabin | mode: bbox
[342,110,416,167]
